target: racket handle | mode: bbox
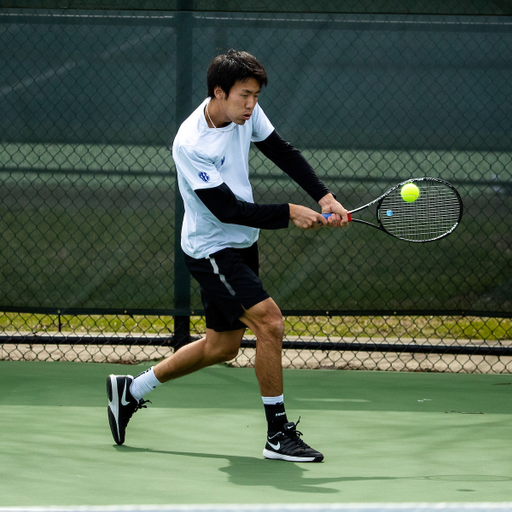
[321,213,352,222]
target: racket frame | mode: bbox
[329,177,463,243]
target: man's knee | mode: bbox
[253,310,285,341]
[265,314,285,339]
[241,297,284,341]
[218,346,240,362]
[205,328,243,363]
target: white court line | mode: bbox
[0,12,175,20]
[0,27,169,98]
[197,15,512,26]
[0,60,79,96]
[1,11,511,26]
[296,398,371,402]
[1,502,512,512]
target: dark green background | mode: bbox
[0,7,511,316]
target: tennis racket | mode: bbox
[323,177,463,243]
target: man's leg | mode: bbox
[240,297,324,463]
[153,328,245,382]
[239,297,284,397]
[107,328,244,445]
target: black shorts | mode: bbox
[184,243,270,332]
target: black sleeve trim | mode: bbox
[195,183,290,230]
[254,130,335,202]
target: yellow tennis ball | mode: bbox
[401,183,420,203]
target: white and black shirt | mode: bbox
[173,97,333,259]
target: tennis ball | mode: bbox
[401,183,420,203]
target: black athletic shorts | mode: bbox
[184,242,270,332]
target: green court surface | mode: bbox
[1,361,512,507]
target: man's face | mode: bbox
[215,77,261,126]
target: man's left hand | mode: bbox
[318,194,350,227]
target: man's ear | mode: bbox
[214,85,227,100]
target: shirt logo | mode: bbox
[220,156,226,167]
[198,171,210,183]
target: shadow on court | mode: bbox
[115,445,512,496]
[115,445,399,494]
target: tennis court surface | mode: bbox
[1,361,512,509]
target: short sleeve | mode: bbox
[251,104,274,143]
[178,145,225,190]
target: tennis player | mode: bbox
[107,49,349,462]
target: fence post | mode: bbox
[172,1,194,349]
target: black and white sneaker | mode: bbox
[106,374,150,445]
[263,418,324,463]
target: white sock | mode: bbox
[262,394,284,405]
[130,367,162,400]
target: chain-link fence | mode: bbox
[1,3,511,372]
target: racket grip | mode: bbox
[321,213,352,222]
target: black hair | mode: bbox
[206,49,268,98]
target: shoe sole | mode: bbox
[263,448,324,463]
[107,375,123,445]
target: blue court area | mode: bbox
[1,361,512,508]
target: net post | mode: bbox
[172,2,194,349]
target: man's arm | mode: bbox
[196,184,328,231]
[254,130,349,226]
[195,184,290,229]
[253,130,333,202]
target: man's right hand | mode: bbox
[289,204,327,230]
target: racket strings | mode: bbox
[378,182,461,242]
